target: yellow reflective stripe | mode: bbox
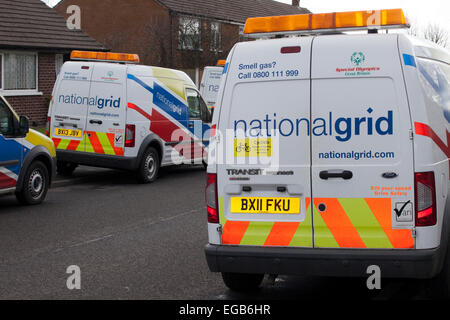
[76,137,85,152]
[57,139,71,150]
[96,132,115,155]
[239,221,274,246]
[313,202,339,248]
[85,140,94,153]
[338,198,393,249]
[289,204,313,247]
[219,197,225,223]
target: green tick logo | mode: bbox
[351,52,365,66]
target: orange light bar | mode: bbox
[70,51,140,63]
[244,9,409,35]
[217,60,226,67]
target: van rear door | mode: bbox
[200,67,223,108]
[84,63,127,156]
[217,38,313,247]
[311,35,415,249]
[51,62,93,152]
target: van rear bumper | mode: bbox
[205,244,443,279]
[57,150,139,171]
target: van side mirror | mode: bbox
[18,116,29,136]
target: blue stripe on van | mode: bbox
[403,54,417,67]
[222,63,229,75]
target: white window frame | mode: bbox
[0,50,42,97]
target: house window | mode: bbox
[210,22,221,51]
[0,54,2,89]
[178,16,201,50]
[56,54,64,76]
[1,52,37,91]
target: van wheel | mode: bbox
[57,161,77,176]
[221,273,264,292]
[137,147,160,183]
[16,161,49,205]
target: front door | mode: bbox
[186,88,210,163]
[0,99,22,190]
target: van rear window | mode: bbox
[417,59,450,121]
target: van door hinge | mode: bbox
[409,130,414,140]
[217,224,223,235]
[411,227,416,238]
[215,134,220,144]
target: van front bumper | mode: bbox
[205,244,443,279]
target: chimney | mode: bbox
[292,0,300,7]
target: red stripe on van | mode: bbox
[414,122,450,157]
[66,140,81,151]
[87,132,105,154]
[52,138,61,148]
[0,172,17,189]
[415,122,450,179]
[222,221,250,245]
[264,222,300,246]
[128,102,204,160]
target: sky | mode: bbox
[277,0,450,34]
[43,0,449,34]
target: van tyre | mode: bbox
[138,147,160,183]
[221,272,264,292]
[16,161,49,205]
[56,161,77,176]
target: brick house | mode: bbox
[0,0,105,126]
[55,0,309,85]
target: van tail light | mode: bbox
[46,117,51,137]
[206,173,219,223]
[125,124,136,148]
[415,172,437,227]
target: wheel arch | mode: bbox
[137,134,164,165]
[16,146,55,192]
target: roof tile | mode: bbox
[156,0,309,23]
[0,0,106,50]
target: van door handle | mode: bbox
[89,120,103,125]
[58,122,78,128]
[319,170,353,180]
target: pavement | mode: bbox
[0,165,439,299]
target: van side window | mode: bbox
[199,95,212,123]
[417,59,450,117]
[186,88,201,120]
[0,99,14,137]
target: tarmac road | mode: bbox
[0,166,437,300]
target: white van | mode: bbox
[204,9,450,296]
[199,60,225,113]
[48,51,212,182]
